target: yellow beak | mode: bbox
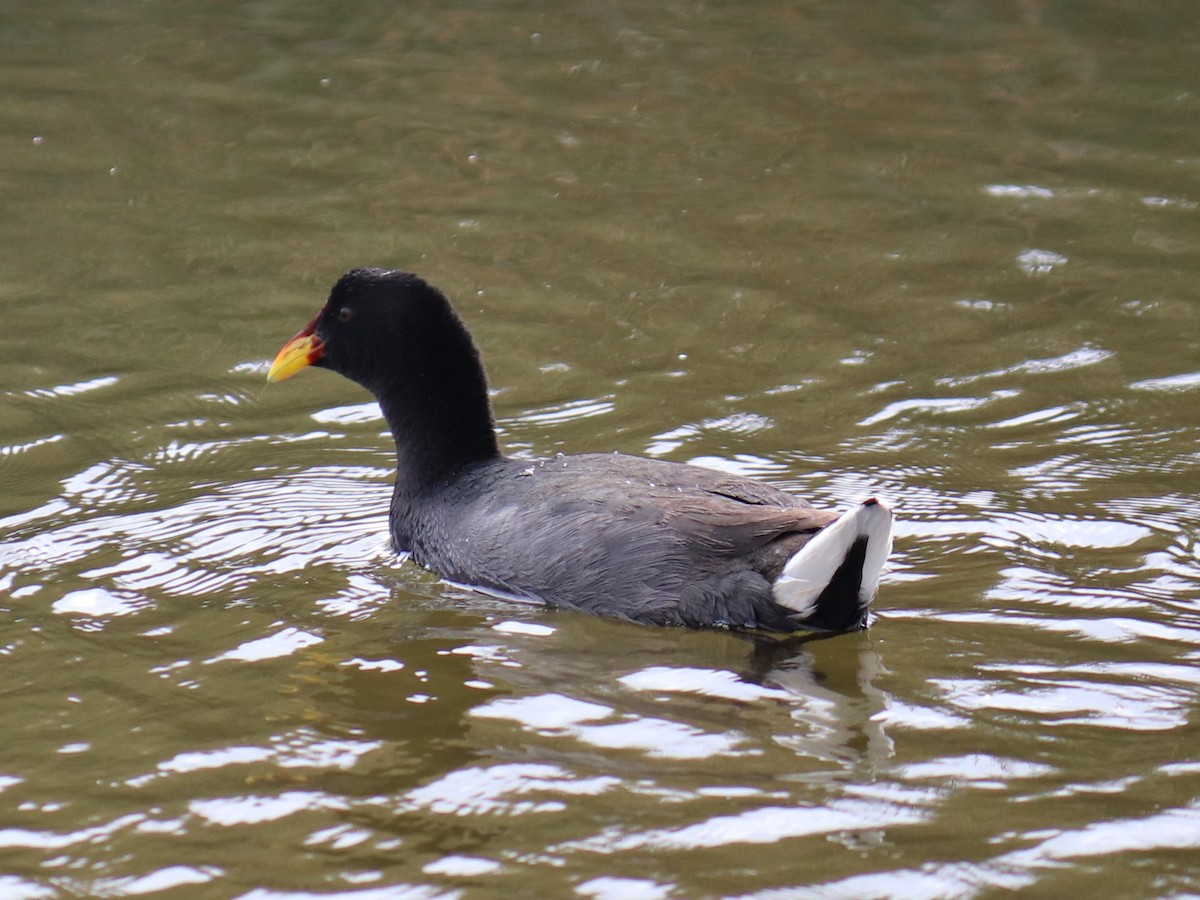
[267,330,324,383]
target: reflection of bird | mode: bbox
[269,268,892,633]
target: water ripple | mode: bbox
[932,673,1191,731]
[471,693,749,759]
[403,763,619,817]
[561,794,931,853]
[1,465,391,603]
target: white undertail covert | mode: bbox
[772,498,894,621]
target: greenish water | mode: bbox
[2,2,1199,897]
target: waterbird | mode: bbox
[268,268,893,633]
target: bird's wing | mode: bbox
[660,489,838,555]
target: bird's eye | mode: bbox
[337,307,353,323]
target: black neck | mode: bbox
[374,322,500,494]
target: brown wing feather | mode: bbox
[664,496,838,556]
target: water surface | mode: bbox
[2,2,1199,897]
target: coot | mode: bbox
[268,268,892,633]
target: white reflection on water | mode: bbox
[576,876,673,900]
[988,404,1081,430]
[21,376,120,400]
[0,813,145,851]
[189,792,347,826]
[0,434,65,458]
[93,865,220,895]
[471,692,748,759]
[207,627,325,664]
[472,693,611,729]
[618,666,794,702]
[126,730,382,793]
[644,414,780,458]
[1130,371,1200,392]
[1016,248,1069,274]
[907,609,1200,647]
[985,514,1150,550]
[932,675,1190,731]
[492,620,556,637]
[895,754,1055,788]
[985,183,1055,198]
[791,799,1200,900]
[421,856,501,878]
[860,390,1021,427]
[686,453,789,478]
[239,886,455,900]
[517,397,615,426]
[342,656,405,673]
[945,345,1113,386]
[561,794,931,854]
[403,763,619,817]
[159,745,273,773]
[1,465,391,603]
[306,824,374,851]
[1005,799,1200,862]
[311,402,384,424]
[870,699,969,731]
[572,717,746,759]
[51,587,147,617]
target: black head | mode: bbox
[268,268,500,484]
[270,269,467,393]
